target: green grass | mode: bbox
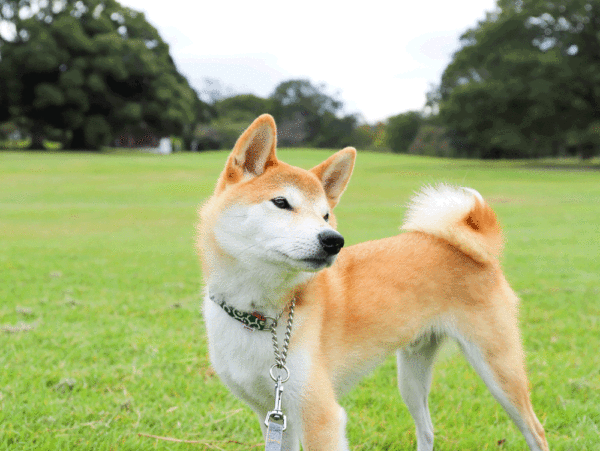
[1,150,599,450]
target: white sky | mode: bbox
[120,0,498,123]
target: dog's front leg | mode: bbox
[300,372,350,451]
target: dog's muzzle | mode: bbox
[318,230,345,255]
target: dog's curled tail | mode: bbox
[401,184,502,264]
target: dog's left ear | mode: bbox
[310,147,356,208]
[219,115,278,190]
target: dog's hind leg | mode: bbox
[397,333,444,451]
[452,309,549,451]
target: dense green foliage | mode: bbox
[0,0,208,150]
[1,150,599,449]
[437,0,600,159]
[386,111,422,153]
[270,79,357,147]
[192,94,272,150]
[194,80,367,150]
[215,94,271,121]
[406,124,454,157]
[3,0,600,157]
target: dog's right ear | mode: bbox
[217,114,278,192]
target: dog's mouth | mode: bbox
[300,257,334,269]
[274,251,335,271]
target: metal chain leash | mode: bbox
[264,297,296,451]
[269,296,296,379]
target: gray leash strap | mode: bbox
[264,374,287,450]
[265,420,284,451]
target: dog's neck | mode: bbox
[206,254,311,316]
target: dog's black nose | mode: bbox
[318,230,345,255]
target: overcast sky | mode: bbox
[119,0,498,123]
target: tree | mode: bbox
[214,94,272,122]
[313,112,359,148]
[270,79,344,146]
[0,0,208,150]
[194,80,362,150]
[188,94,272,151]
[439,0,600,158]
[386,111,422,153]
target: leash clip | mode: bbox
[264,376,287,431]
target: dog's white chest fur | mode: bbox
[203,295,309,418]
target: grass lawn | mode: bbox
[1,150,599,450]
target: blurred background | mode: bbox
[1,0,599,160]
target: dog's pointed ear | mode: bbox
[310,147,356,208]
[219,114,278,189]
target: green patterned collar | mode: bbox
[210,294,280,331]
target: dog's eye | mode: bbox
[271,197,292,210]
[324,213,330,222]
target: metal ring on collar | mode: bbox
[263,316,278,330]
[269,364,290,383]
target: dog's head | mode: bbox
[199,114,355,274]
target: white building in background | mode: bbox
[157,137,172,154]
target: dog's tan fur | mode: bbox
[198,115,548,451]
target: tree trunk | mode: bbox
[27,123,45,150]
[580,143,596,160]
[67,127,92,150]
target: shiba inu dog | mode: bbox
[198,114,548,451]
